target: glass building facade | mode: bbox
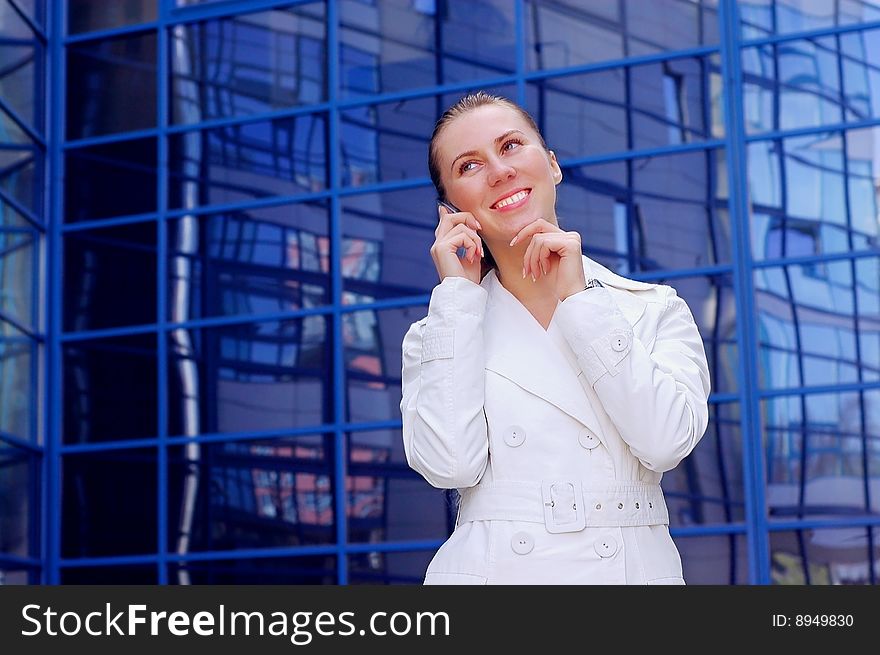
[0,0,878,584]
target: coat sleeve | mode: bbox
[400,276,490,489]
[554,284,711,473]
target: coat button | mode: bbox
[511,531,534,555]
[503,425,526,448]
[611,332,629,352]
[594,536,619,558]
[578,429,600,450]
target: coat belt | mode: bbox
[457,480,669,531]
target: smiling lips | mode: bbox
[492,189,530,210]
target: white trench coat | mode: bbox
[400,255,711,584]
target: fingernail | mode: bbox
[510,237,518,246]
[531,275,536,283]
[540,262,546,276]
[522,267,526,279]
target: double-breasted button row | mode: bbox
[510,532,619,558]
[503,425,526,448]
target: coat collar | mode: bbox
[479,255,655,434]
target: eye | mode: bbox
[458,160,479,174]
[502,138,524,152]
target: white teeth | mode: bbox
[494,190,528,208]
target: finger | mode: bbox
[443,224,481,255]
[437,209,482,238]
[537,241,552,277]
[509,217,554,247]
[523,233,538,280]
[528,234,546,280]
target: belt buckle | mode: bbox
[541,480,586,534]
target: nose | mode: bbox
[486,155,515,187]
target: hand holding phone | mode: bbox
[431,199,484,284]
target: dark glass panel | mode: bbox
[677,533,750,584]
[168,115,327,210]
[61,448,157,557]
[339,0,515,97]
[346,430,453,544]
[168,556,336,584]
[60,565,158,584]
[770,527,880,584]
[65,137,157,221]
[63,221,157,331]
[167,201,330,323]
[170,3,326,124]
[763,390,880,520]
[168,435,338,553]
[345,305,419,424]
[348,550,435,585]
[167,317,331,437]
[0,443,37,558]
[67,31,157,138]
[68,0,156,35]
[62,333,158,444]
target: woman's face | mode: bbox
[436,104,562,249]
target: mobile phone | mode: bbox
[437,197,461,214]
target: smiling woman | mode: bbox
[400,91,712,585]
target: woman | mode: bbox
[400,92,711,584]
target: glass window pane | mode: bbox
[0,443,36,558]
[168,556,335,584]
[349,550,435,585]
[0,1,36,38]
[676,533,750,584]
[67,0,157,35]
[62,333,158,444]
[168,435,338,553]
[63,222,157,332]
[345,306,415,425]
[0,43,42,135]
[842,28,880,123]
[741,0,880,38]
[67,31,157,139]
[0,147,42,217]
[0,206,37,332]
[170,4,326,125]
[0,569,35,584]
[168,115,327,211]
[60,565,157,583]
[168,318,330,437]
[526,0,719,71]
[0,326,34,442]
[763,390,880,520]
[846,127,880,252]
[562,149,731,273]
[770,527,880,584]
[856,257,879,383]
[754,259,874,390]
[61,448,157,557]
[168,202,330,323]
[339,0,515,98]
[341,187,441,300]
[65,137,157,222]
[347,430,453,544]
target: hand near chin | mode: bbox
[510,218,586,300]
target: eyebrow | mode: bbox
[449,129,526,172]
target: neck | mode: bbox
[489,242,559,305]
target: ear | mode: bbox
[548,150,563,185]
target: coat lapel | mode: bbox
[480,255,655,435]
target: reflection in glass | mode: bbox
[0,443,34,558]
[65,137,157,222]
[169,556,335,584]
[170,4,326,125]
[61,565,158,584]
[0,147,42,217]
[526,0,719,70]
[168,202,330,323]
[62,448,157,557]
[561,149,730,273]
[842,28,880,123]
[0,327,32,441]
[0,1,37,38]
[339,0,515,97]
[0,42,41,134]
[67,31,157,139]
[749,129,880,261]
[0,570,32,584]
[677,533,749,584]
[63,222,157,331]
[349,550,435,585]
[754,259,877,389]
[62,334,158,444]
[0,204,36,331]
[856,257,879,383]
[763,390,880,520]
[740,0,880,39]
[770,527,880,584]
[345,306,420,424]
[347,430,452,544]
[341,187,441,299]
[168,437,341,560]
[168,115,326,211]
[67,0,156,34]
[168,318,330,438]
